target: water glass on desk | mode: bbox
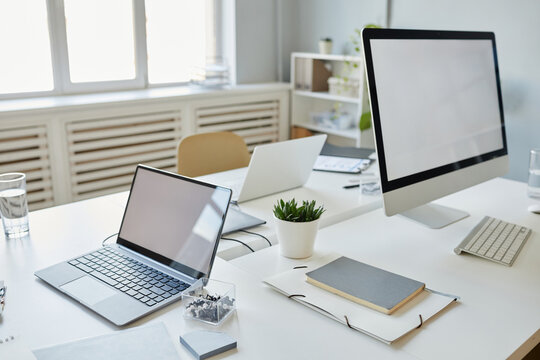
[0,173,29,238]
[528,149,540,198]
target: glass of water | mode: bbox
[0,173,29,238]
[528,149,540,199]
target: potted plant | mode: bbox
[273,198,325,259]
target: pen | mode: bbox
[343,184,360,189]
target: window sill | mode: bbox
[0,83,290,115]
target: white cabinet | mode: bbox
[290,52,374,148]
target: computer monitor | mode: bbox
[362,29,508,228]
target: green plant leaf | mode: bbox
[359,112,371,131]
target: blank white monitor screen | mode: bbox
[370,38,504,181]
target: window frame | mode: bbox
[0,0,222,99]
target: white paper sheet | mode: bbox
[33,323,180,360]
[313,156,371,173]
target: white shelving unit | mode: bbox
[290,52,374,147]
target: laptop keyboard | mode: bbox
[68,247,190,307]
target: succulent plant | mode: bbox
[273,198,325,223]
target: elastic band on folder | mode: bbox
[344,315,353,329]
[288,294,306,299]
[293,266,308,269]
[417,314,423,328]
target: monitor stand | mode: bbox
[399,203,469,229]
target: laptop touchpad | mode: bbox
[61,276,116,306]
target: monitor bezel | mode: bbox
[362,28,508,194]
[116,164,232,280]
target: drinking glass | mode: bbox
[528,149,540,199]
[0,173,29,238]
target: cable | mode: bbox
[240,229,272,247]
[220,236,255,253]
[101,232,119,247]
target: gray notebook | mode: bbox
[306,256,425,314]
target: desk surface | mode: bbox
[1,177,537,359]
[232,177,540,359]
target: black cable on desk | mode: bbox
[240,229,272,247]
[220,236,255,253]
[101,232,119,247]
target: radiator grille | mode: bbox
[0,125,54,210]
[66,111,182,201]
[195,100,280,151]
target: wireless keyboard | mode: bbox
[454,216,532,266]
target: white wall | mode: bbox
[390,0,540,182]
[278,0,388,82]
[234,0,539,181]
[235,0,279,83]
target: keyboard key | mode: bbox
[170,289,179,295]
[146,300,156,306]
[134,293,143,300]
[149,286,165,295]
[161,292,172,299]
[75,263,93,273]
[139,289,151,296]
[139,296,149,303]
[90,271,118,286]
[154,296,164,303]
[161,285,172,292]
[68,260,79,266]
[126,289,137,297]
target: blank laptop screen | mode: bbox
[118,166,230,278]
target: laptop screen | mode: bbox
[117,166,231,279]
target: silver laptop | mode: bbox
[224,135,327,202]
[35,165,232,326]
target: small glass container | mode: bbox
[528,148,540,198]
[183,278,236,326]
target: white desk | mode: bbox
[232,177,540,359]
[0,191,412,359]
[2,177,537,359]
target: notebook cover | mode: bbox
[306,256,425,314]
[320,143,375,159]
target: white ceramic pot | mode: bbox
[318,40,333,54]
[274,216,320,259]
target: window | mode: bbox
[0,0,221,98]
[145,0,209,85]
[0,0,54,95]
[64,0,136,83]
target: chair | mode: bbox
[176,132,251,177]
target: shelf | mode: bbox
[298,123,359,140]
[292,52,362,62]
[293,90,361,104]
